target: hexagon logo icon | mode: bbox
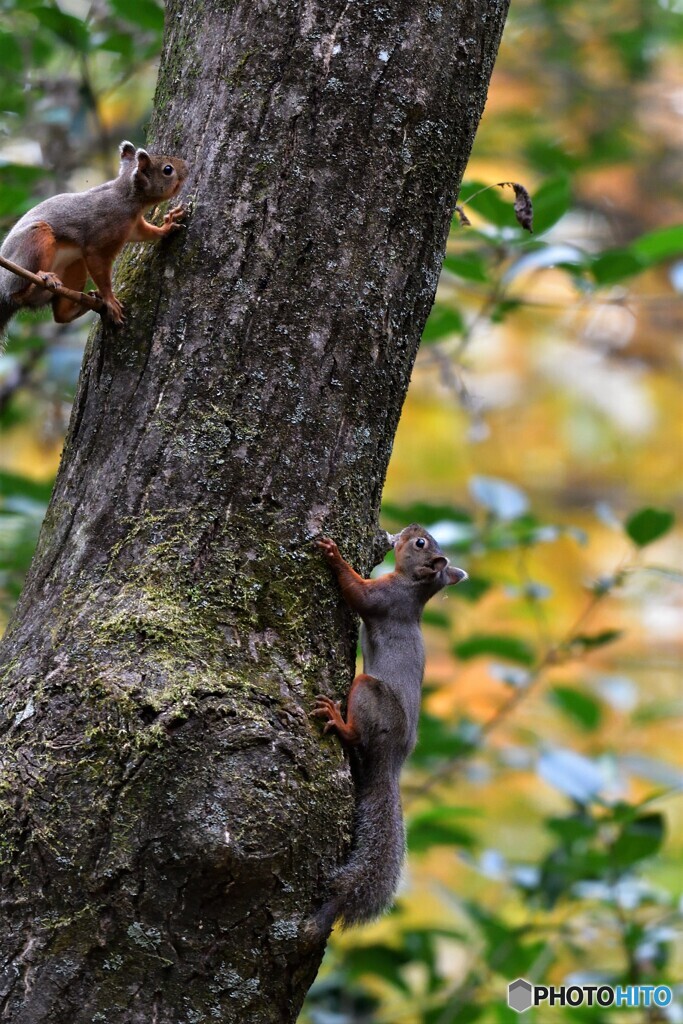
[508,978,533,1013]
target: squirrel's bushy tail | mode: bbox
[307,769,405,939]
[0,298,15,342]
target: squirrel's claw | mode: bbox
[311,695,359,745]
[102,297,125,326]
[311,696,344,735]
[316,537,340,561]
[311,697,340,718]
[39,272,63,291]
[163,205,187,232]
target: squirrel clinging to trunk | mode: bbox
[309,524,467,938]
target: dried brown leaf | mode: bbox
[511,182,533,233]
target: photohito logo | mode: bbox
[507,979,673,1013]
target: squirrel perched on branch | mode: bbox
[0,140,188,335]
[309,524,468,937]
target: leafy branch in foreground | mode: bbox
[402,487,676,800]
[305,488,679,1024]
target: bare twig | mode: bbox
[0,254,104,315]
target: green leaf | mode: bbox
[0,185,33,218]
[381,501,473,533]
[422,303,464,343]
[0,31,24,72]
[108,0,165,32]
[458,180,518,229]
[443,252,490,283]
[546,813,598,846]
[35,7,90,51]
[591,249,644,284]
[523,137,579,176]
[31,35,56,66]
[609,27,651,78]
[632,698,683,724]
[408,806,477,853]
[549,686,603,731]
[482,514,555,551]
[570,629,623,652]
[630,225,683,265]
[493,1003,529,1024]
[625,507,675,547]
[424,1004,482,1024]
[453,576,492,603]
[97,31,135,58]
[490,299,522,323]
[344,944,411,993]
[465,903,547,977]
[611,813,665,867]
[454,634,536,666]
[0,471,53,505]
[0,163,49,187]
[538,845,611,906]
[0,331,45,357]
[411,713,479,765]
[530,177,571,235]
[423,608,450,630]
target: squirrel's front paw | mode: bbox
[311,695,343,734]
[163,205,186,232]
[39,272,63,291]
[311,695,359,745]
[316,537,340,562]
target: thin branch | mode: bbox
[0,255,104,315]
[425,343,483,419]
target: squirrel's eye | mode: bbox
[163,164,174,176]
[415,538,426,548]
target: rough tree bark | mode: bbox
[0,2,509,1021]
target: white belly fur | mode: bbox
[22,243,84,307]
[49,244,82,277]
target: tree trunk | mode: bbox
[0,2,509,1020]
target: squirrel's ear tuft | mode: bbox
[133,148,152,187]
[118,141,136,176]
[134,148,152,171]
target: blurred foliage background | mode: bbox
[0,0,681,1021]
